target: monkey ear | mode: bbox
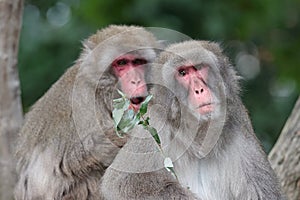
[81,30,105,52]
[218,59,243,96]
[82,39,97,52]
[78,40,96,62]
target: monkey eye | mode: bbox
[116,59,129,66]
[178,69,187,76]
[132,58,147,65]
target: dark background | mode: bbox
[19,0,300,152]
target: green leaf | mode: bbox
[139,95,153,116]
[112,108,125,127]
[122,118,139,133]
[138,118,148,126]
[164,157,173,168]
[147,126,161,145]
[144,117,150,126]
[136,112,141,121]
[125,109,135,120]
[118,116,133,130]
[166,167,177,178]
[112,97,123,103]
[164,157,177,179]
[112,94,132,137]
[112,97,130,131]
[113,98,126,109]
[116,89,126,98]
[117,109,140,133]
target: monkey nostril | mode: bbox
[131,80,141,85]
[195,88,204,94]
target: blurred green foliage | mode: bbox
[19,0,299,152]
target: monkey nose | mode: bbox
[131,80,141,85]
[195,88,204,94]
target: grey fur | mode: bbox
[14,25,160,200]
[100,40,285,200]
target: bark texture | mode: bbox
[269,97,300,200]
[0,0,24,199]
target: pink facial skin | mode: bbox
[112,54,148,112]
[175,65,214,115]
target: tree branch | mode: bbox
[269,96,300,200]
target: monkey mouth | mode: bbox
[130,96,146,105]
[197,103,214,114]
[199,103,213,108]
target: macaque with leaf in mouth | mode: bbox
[14,25,161,200]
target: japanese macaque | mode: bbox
[14,25,161,200]
[100,41,285,200]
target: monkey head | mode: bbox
[175,64,213,115]
[158,40,240,121]
[111,53,149,111]
[78,25,160,112]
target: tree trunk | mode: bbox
[269,96,300,200]
[0,0,24,199]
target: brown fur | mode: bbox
[14,25,160,200]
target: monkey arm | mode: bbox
[100,168,200,200]
[99,125,200,200]
[15,66,123,199]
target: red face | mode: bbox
[112,54,148,111]
[175,65,214,115]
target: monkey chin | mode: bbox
[193,103,221,121]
